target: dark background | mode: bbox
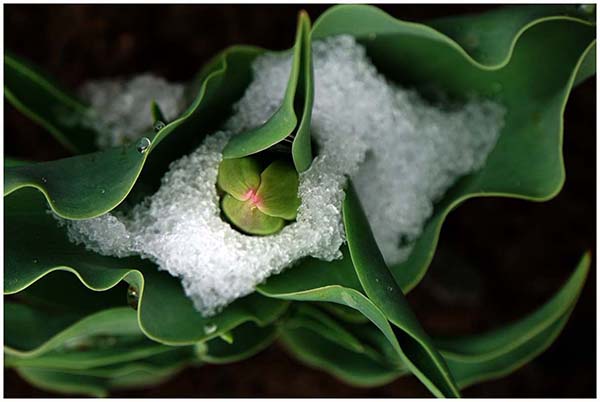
[4,4,596,398]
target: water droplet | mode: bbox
[127,285,139,310]
[387,286,394,292]
[32,258,39,264]
[375,278,380,283]
[136,137,151,154]
[204,323,217,334]
[153,120,166,132]
[41,177,47,184]
[100,189,106,194]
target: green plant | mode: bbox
[4,5,595,397]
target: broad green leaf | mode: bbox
[126,46,264,206]
[256,160,301,219]
[5,189,289,346]
[5,53,97,154]
[343,183,460,397]
[222,12,309,160]
[428,5,593,66]
[260,252,453,397]
[5,46,264,220]
[291,11,315,172]
[217,157,261,200]
[5,305,141,357]
[5,336,171,371]
[4,141,148,219]
[199,322,277,364]
[312,4,595,293]
[221,194,285,235]
[437,253,590,388]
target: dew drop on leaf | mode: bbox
[136,137,151,154]
[204,323,218,334]
[153,120,166,132]
[32,258,39,264]
[127,285,139,310]
[41,177,47,184]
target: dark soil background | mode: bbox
[4,4,596,398]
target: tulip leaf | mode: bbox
[5,46,264,220]
[4,53,98,154]
[4,141,149,219]
[5,188,289,347]
[256,160,301,219]
[13,347,192,397]
[4,305,141,357]
[312,4,595,293]
[428,5,594,67]
[291,11,315,172]
[342,183,460,397]
[223,12,312,161]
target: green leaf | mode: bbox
[221,193,285,235]
[256,160,301,219]
[5,46,264,220]
[150,99,167,125]
[5,188,289,346]
[574,42,596,86]
[260,252,455,396]
[286,304,366,354]
[222,12,310,160]
[317,302,370,324]
[428,5,593,66]
[280,325,403,387]
[437,252,590,388]
[5,336,171,371]
[342,183,460,397]
[291,11,315,172]
[312,4,595,293]
[5,305,142,357]
[12,347,193,397]
[5,53,98,154]
[4,141,148,219]
[5,157,31,167]
[217,157,262,200]
[199,321,277,364]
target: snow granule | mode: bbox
[80,74,186,149]
[64,36,505,316]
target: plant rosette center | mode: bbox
[217,157,301,235]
